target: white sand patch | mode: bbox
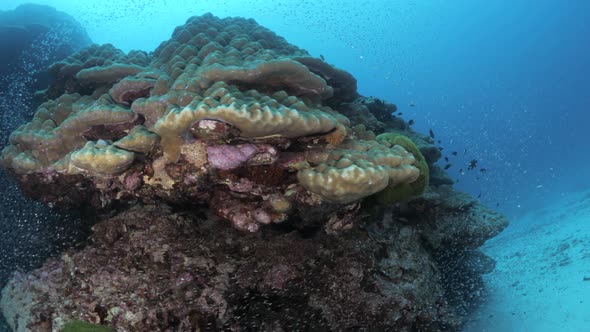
[464,189,590,332]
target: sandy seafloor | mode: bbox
[464,189,590,332]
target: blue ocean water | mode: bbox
[0,1,588,331]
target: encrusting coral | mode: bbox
[0,13,508,331]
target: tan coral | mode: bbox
[193,59,333,100]
[150,14,340,101]
[46,45,150,99]
[153,13,308,73]
[3,94,139,174]
[76,64,146,84]
[352,124,376,141]
[57,103,136,137]
[0,147,41,174]
[297,159,390,204]
[152,82,342,161]
[114,126,159,154]
[297,139,420,204]
[70,141,135,175]
[49,44,131,79]
[131,90,197,127]
[293,56,358,102]
[109,75,157,105]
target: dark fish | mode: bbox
[320,54,325,60]
[444,157,449,162]
[429,129,435,138]
[496,202,500,207]
[398,112,403,116]
[456,179,460,183]
[459,168,463,173]
[444,164,452,170]
[468,159,478,170]
[452,151,458,156]
[480,168,487,173]
[409,102,415,107]
[437,140,441,144]
[408,119,415,126]
[477,192,482,198]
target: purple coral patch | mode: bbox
[207,144,259,170]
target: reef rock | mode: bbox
[0,198,506,331]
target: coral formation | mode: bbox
[298,139,420,204]
[70,141,135,175]
[0,13,508,331]
[0,13,418,228]
[151,82,347,160]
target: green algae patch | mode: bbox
[62,320,115,332]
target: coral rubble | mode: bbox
[0,13,508,331]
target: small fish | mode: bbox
[429,129,435,138]
[468,159,478,170]
[496,202,500,207]
[409,102,416,107]
[444,157,449,163]
[477,192,482,198]
[408,119,415,126]
[456,179,460,183]
[479,168,487,173]
[320,54,325,60]
[398,112,403,116]
[444,164,452,170]
[437,140,441,144]
[463,148,467,155]
[452,151,458,156]
[459,168,463,173]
